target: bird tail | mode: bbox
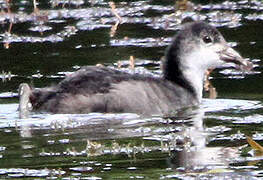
[18,83,32,119]
[18,83,57,118]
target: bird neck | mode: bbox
[163,45,205,103]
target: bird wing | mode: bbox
[57,66,133,95]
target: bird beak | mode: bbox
[219,47,253,71]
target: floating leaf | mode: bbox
[206,168,233,174]
[246,136,263,152]
[186,168,233,176]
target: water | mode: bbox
[1,0,263,179]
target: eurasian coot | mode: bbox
[18,21,253,117]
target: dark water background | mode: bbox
[1,0,263,179]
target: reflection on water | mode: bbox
[1,0,263,179]
[1,99,263,179]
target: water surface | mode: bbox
[1,0,263,179]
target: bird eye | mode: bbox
[203,36,212,44]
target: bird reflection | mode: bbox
[167,109,240,175]
[16,106,242,176]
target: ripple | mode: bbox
[202,99,262,112]
[76,20,111,31]
[81,177,102,180]
[0,99,261,130]
[219,68,260,77]
[110,37,172,47]
[0,92,18,98]
[29,25,52,32]
[0,168,65,177]
[70,166,93,172]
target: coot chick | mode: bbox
[19,22,252,117]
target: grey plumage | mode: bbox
[31,67,197,115]
[19,21,253,116]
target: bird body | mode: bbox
[28,67,197,115]
[19,22,253,117]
